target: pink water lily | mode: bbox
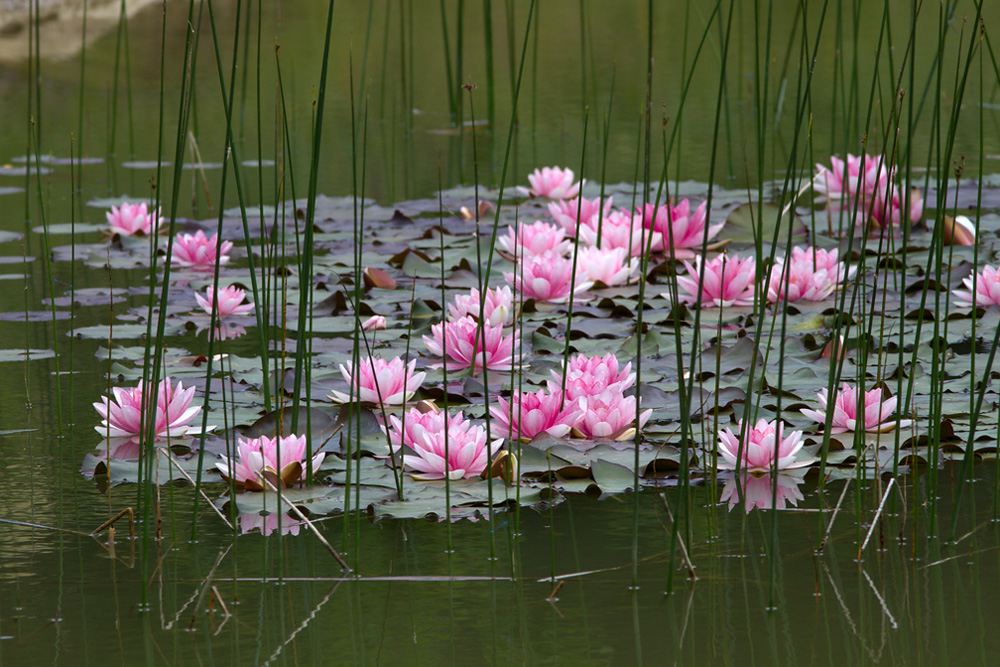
[106,201,161,237]
[448,286,515,327]
[388,408,503,480]
[547,196,613,234]
[239,512,303,537]
[93,377,204,443]
[362,315,387,331]
[171,231,233,269]
[767,246,854,304]
[814,154,922,235]
[575,246,639,287]
[800,383,912,434]
[720,472,805,513]
[328,356,425,406]
[505,251,594,303]
[667,253,757,307]
[525,166,581,199]
[578,209,661,258]
[547,353,635,402]
[423,315,519,373]
[717,418,814,473]
[573,387,651,441]
[195,285,255,319]
[953,264,1000,308]
[870,183,923,229]
[637,199,722,258]
[813,154,891,202]
[786,246,854,283]
[386,408,462,452]
[216,434,325,491]
[497,221,571,258]
[490,388,582,442]
[766,261,838,303]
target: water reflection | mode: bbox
[238,512,303,537]
[191,317,248,340]
[719,472,805,513]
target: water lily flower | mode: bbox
[717,418,814,473]
[572,387,651,441]
[547,353,636,402]
[195,285,255,319]
[666,253,756,308]
[953,264,1000,308]
[106,201,161,237]
[813,154,890,202]
[870,183,923,228]
[547,196,613,235]
[239,512,303,537]
[786,246,854,283]
[525,166,581,199]
[578,209,661,258]
[766,261,837,303]
[388,408,503,480]
[448,286,515,327]
[93,377,204,443]
[800,383,912,434]
[766,246,856,303]
[362,315,387,331]
[216,434,325,491]
[490,388,582,442]
[575,246,640,287]
[505,251,594,303]
[385,408,460,452]
[171,231,233,269]
[497,221,571,258]
[423,315,520,373]
[328,355,425,406]
[636,199,722,258]
[720,472,805,513]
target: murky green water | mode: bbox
[3,1,1000,664]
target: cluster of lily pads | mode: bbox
[81,155,997,531]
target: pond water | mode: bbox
[3,0,1000,664]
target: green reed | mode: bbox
[291,0,337,448]
[15,4,1000,646]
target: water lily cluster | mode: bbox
[87,153,975,523]
[489,353,651,443]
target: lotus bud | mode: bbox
[820,335,847,361]
[415,399,439,414]
[941,214,977,246]
[361,315,387,331]
[480,450,518,485]
[363,266,397,290]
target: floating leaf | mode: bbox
[0,348,56,362]
[724,201,806,245]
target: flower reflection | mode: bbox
[194,321,247,340]
[719,472,805,513]
[92,437,143,460]
[239,512,303,537]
